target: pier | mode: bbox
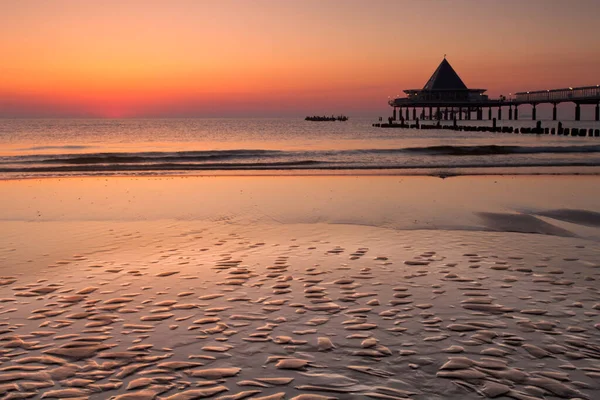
[387,58,600,123]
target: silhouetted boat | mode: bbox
[305,115,348,122]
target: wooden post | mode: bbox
[553,103,557,121]
[532,104,537,121]
[575,103,581,121]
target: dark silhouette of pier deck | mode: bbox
[388,59,600,122]
[514,86,600,121]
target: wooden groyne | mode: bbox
[373,119,600,137]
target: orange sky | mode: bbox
[1,0,599,117]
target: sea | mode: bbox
[1,117,600,179]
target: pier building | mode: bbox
[389,58,600,122]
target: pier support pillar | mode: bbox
[552,104,557,121]
[405,107,409,121]
[429,107,433,120]
[508,106,513,120]
[596,103,599,121]
[532,104,537,121]
[488,108,492,120]
[393,107,397,121]
[436,107,440,121]
[412,107,416,120]
[514,106,519,120]
[575,103,581,121]
[459,107,463,120]
[497,107,502,120]
[444,108,448,120]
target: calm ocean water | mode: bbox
[1,118,600,178]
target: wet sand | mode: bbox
[1,175,599,399]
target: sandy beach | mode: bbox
[0,175,598,399]
[3,0,600,398]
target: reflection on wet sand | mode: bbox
[0,176,599,399]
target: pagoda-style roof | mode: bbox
[392,58,488,107]
[422,58,468,91]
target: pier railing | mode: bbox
[515,85,600,104]
[390,86,600,108]
[388,98,504,107]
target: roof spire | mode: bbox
[422,58,467,90]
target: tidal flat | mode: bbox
[0,175,599,399]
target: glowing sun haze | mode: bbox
[1,0,599,118]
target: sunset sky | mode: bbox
[1,0,599,118]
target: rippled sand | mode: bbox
[0,221,599,400]
[1,176,600,399]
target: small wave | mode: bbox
[0,160,324,173]
[21,145,93,151]
[1,160,600,174]
[401,144,600,156]
[4,145,599,166]
[1,144,600,178]
[1,149,285,165]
